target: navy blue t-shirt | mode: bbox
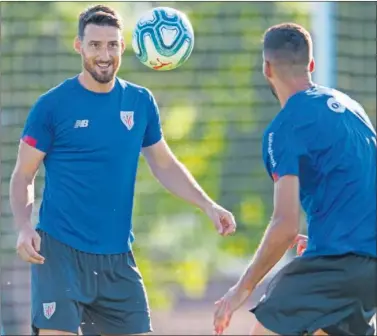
[22,76,163,254]
[262,85,376,258]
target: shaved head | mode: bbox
[263,23,313,73]
[261,23,314,102]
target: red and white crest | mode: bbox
[43,302,56,319]
[120,111,134,130]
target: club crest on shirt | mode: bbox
[43,302,56,319]
[120,111,134,130]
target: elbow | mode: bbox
[10,170,35,191]
[11,170,32,183]
[271,216,300,242]
[149,155,176,174]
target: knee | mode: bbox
[102,334,149,336]
[250,321,279,335]
[313,330,329,336]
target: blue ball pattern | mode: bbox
[133,7,194,68]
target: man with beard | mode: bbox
[213,23,376,336]
[10,5,236,336]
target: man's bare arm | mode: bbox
[10,141,45,231]
[236,175,301,292]
[142,139,214,211]
[142,139,236,235]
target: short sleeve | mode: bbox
[142,90,163,148]
[21,96,54,153]
[263,121,305,182]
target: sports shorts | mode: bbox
[31,230,151,335]
[250,253,377,335]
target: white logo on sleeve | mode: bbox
[327,97,346,113]
[74,120,89,128]
[43,302,56,319]
[267,132,277,168]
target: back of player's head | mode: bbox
[263,23,313,70]
[78,5,123,39]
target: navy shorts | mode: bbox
[251,253,377,335]
[31,230,152,335]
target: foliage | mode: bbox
[1,1,311,309]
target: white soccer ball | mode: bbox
[132,7,194,71]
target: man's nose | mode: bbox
[98,47,110,61]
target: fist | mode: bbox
[289,234,308,256]
[16,226,45,264]
[205,203,236,236]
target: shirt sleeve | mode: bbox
[142,90,163,148]
[21,95,54,153]
[264,120,305,182]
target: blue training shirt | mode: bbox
[262,85,376,258]
[21,76,163,254]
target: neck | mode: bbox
[78,71,115,93]
[276,76,314,107]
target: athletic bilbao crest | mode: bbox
[43,302,56,319]
[121,111,134,130]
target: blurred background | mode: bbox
[0,1,376,335]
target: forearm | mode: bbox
[150,158,214,211]
[237,219,297,292]
[10,172,35,230]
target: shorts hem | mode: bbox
[250,305,298,336]
[99,327,153,335]
[304,311,352,335]
[32,323,79,335]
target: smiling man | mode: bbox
[9,5,236,336]
[214,23,376,336]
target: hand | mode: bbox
[16,226,45,264]
[289,234,308,256]
[213,285,251,335]
[205,203,236,236]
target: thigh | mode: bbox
[321,254,376,336]
[250,254,376,336]
[83,251,152,335]
[32,230,85,335]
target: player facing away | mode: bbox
[213,23,376,336]
[9,5,236,336]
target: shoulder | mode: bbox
[35,76,79,107]
[272,85,336,131]
[288,85,358,116]
[28,77,80,126]
[116,78,155,103]
[262,89,316,149]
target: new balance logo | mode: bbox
[74,120,89,128]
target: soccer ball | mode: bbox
[132,7,194,71]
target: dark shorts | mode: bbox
[31,230,151,335]
[250,253,377,336]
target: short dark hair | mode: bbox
[78,5,123,39]
[263,23,312,66]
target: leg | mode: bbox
[313,330,329,336]
[31,231,88,335]
[102,334,148,336]
[82,251,152,335]
[250,321,279,335]
[249,254,376,336]
[250,320,328,336]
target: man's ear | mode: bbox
[309,58,315,73]
[73,36,82,55]
[121,38,126,55]
[264,60,273,78]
